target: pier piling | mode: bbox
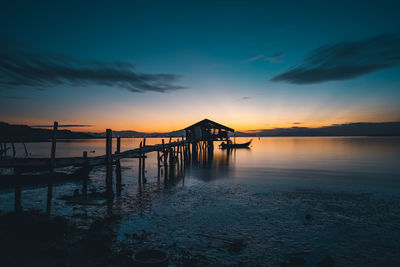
[46,121,57,216]
[105,129,113,198]
[82,151,88,198]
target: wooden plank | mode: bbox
[0,140,188,169]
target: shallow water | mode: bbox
[1,137,400,265]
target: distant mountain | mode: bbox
[2,121,399,142]
[235,122,400,137]
[0,122,96,142]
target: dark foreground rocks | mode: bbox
[0,211,124,266]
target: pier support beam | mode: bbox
[105,129,113,198]
[138,140,142,183]
[192,142,198,163]
[162,139,168,179]
[142,138,146,183]
[157,150,161,180]
[46,121,58,216]
[82,151,88,198]
[115,137,122,196]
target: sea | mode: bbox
[1,137,399,266]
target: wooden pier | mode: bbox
[0,119,234,214]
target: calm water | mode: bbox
[1,137,400,265]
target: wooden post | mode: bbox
[51,122,58,166]
[82,151,88,198]
[181,135,186,163]
[192,142,197,163]
[46,121,58,216]
[23,143,28,157]
[11,143,16,157]
[162,139,167,179]
[138,141,142,183]
[106,129,113,164]
[179,143,183,172]
[187,143,191,163]
[142,138,146,182]
[175,144,179,172]
[157,150,161,180]
[115,136,122,195]
[105,129,113,197]
[169,142,174,178]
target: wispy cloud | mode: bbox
[244,52,284,63]
[270,34,400,84]
[0,45,186,93]
[244,54,265,63]
[264,52,284,63]
[237,96,251,101]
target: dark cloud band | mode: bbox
[0,48,185,93]
[270,34,400,84]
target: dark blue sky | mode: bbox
[1,0,399,131]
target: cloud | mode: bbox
[264,52,284,63]
[0,47,186,93]
[237,96,251,101]
[244,52,284,63]
[270,34,400,84]
[244,54,265,63]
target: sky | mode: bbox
[1,0,400,132]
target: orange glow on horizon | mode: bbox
[3,95,399,133]
[29,118,400,133]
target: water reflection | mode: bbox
[1,137,400,215]
[2,137,400,266]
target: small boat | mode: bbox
[219,139,252,149]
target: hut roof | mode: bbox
[184,119,234,132]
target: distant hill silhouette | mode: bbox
[1,121,399,142]
[93,122,400,138]
[235,122,400,137]
[0,122,95,142]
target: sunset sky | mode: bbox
[1,0,400,132]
